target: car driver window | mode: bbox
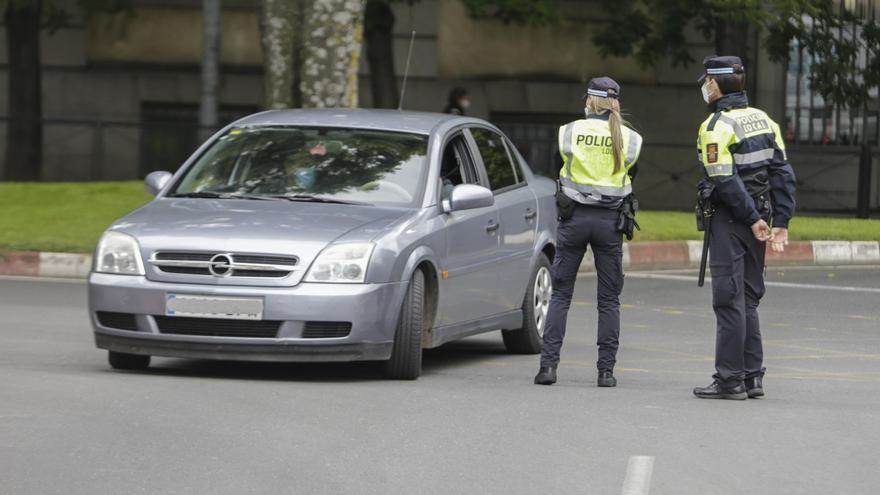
[439,134,476,200]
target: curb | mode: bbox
[1,241,879,280]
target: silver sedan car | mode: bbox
[89,109,556,379]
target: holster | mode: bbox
[616,195,639,241]
[555,181,575,221]
[695,179,716,232]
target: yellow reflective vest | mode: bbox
[558,114,643,207]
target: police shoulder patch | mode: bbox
[706,143,718,163]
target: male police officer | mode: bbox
[535,77,642,387]
[693,56,796,400]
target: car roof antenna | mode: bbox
[398,30,416,111]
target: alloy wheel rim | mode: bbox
[533,266,552,336]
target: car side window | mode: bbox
[471,128,519,192]
[439,133,479,200]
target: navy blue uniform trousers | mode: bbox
[540,204,623,371]
[709,206,767,386]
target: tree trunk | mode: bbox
[365,0,398,109]
[301,0,366,108]
[4,0,43,181]
[259,0,299,109]
[199,0,221,141]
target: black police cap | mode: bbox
[698,55,745,83]
[585,76,620,99]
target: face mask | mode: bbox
[459,98,471,110]
[701,81,712,104]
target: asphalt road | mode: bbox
[2,266,879,495]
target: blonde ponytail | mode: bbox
[586,96,625,174]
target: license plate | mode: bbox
[165,294,264,320]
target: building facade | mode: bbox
[0,0,877,212]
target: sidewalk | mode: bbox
[1,241,879,279]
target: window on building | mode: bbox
[490,112,575,177]
[139,102,257,178]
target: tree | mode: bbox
[199,0,221,142]
[259,0,301,109]
[300,0,366,108]
[3,0,43,181]
[590,0,880,111]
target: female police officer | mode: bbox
[534,77,642,387]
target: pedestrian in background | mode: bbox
[443,87,470,115]
[534,77,642,387]
[692,56,797,400]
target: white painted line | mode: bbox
[621,455,654,495]
[627,272,880,293]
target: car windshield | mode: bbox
[170,126,429,207]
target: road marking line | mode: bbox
[626,272,880,293]
[621,455,654,495]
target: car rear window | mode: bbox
[471,128,519,192]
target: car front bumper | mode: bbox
[88,273,408,362]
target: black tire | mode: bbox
[502,255,552,354]
[108,351,151,370]
[383,269,425,380]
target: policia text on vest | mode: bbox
[535,76,643,388]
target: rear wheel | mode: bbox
[108,351,151,370]
[383,269,425,380]
[502,255,552,354]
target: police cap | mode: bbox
[698,55,745,83]
[585,76,620,99]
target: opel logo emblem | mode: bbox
[209,254,233,277]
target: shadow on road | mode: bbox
[101,335,516,383]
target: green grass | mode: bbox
[635,210,880,242]
[0,182,151,253]
[0,182,878,253]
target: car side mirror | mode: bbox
[144,171,173,196]
[443,184,494,213]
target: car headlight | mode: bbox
[94,231,145,276]
[304,243,374,283]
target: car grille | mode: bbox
[154,316,280,338]
[302,321,352,339]
[149,252,299,278]
[96,311,138,331]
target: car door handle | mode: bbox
[524,209,537,220]
[485,220,500,233]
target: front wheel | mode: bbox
[502,255,552,354]
[108,351,151,370]
[383,269,425,380]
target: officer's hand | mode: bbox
[769,227,789,253]
[750,219,771,241]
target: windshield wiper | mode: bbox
[270,194,372,206]
[168,191,280,201]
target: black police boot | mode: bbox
[745,377,764,398]
[534,366,557,385]
[693,381,747,400]
[597,370,617,387]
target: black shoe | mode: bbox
[745,377,764,398]
[534,366,557,385]
[693,381,747,400]
[597,371,617,387]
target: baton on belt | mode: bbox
[698,224,710,287]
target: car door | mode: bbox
[468,127,538,310]
[435,132,507,327]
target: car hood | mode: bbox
[112,198,409,286]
